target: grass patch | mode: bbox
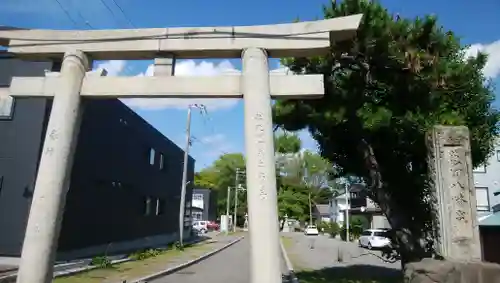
[53,242,213,283]
[280,236,306,271]
[281,236,293,250]
[295,265,403,283]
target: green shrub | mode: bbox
[129,248,162,260]
[90,255,112,268]
[317,221,330,233]
[350,218,364,239]
[328,222,340,238]
[340,226,347,241]
[339,220,363,241]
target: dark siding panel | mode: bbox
[57,99,194,251]
[0,98,49,256]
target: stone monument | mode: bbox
[427,125,481,261]
[244,213,249,231]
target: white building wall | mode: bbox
[473,138,500,217]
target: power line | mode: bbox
[68,0,94,29]
[97,0,121,27]
[109,0,136,28]
[53,0,79,28]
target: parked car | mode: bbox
[207,221,220,231]
[304,225,319,236]
[192,220,209,234]
[358,229,391,249]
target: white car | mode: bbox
[304,225,319,236]
[192,220,208,234]
[358,229,391,249]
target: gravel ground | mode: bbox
[282,232,403,282]
[152,237,290,283]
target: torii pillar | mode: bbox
[242,47,281,283]
[16,50,91,283]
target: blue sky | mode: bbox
[2,0,500,170]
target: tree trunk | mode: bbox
[358,139,428,266]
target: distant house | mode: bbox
[329,183,390,229]
[191,187,218,222]
[473,139,500,264]
[313,204,331,223]
[473,138,500,217]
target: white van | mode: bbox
[192,220,208,233]
[358,229,391,249]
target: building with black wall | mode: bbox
[0,56,194,259]
[191,187,218,222]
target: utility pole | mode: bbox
[345,179,350,242]
[178,104,206,247]
[226,186,231,235]
[309,192,313,225]
[233,169,240,232]
[178,106,192,248]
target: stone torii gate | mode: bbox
[0,14,362,283]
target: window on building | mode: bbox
[0,95,14,119]
[159,153,164,170]
[155,198,161,215]
[144,197,152,216]
[149,148,155,165]
[497,150,500,162]
[192,194,203,201]
[473,164,486,173]
[156,198,166,215]
[192,211,203,221]
[119,118,128,125]
[475,187,490,212]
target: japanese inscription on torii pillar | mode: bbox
[0,14,362,283]
[427,126,481,261]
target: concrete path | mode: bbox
[152,237,290,283]
[282,232,402,282]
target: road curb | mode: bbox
[280,238,299,283]
[126,235,245,283]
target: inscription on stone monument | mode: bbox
[254,112,268,200]
[428,126,481,261]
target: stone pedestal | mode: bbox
[405,258,500,283]
[427,126,481,261]
[282,216,291,232]
[220,215,229,233]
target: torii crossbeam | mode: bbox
[0,14,362,283]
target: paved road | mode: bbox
[283,232,401,280]
[152,237,290,283]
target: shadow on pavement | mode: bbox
[295,264,403,283]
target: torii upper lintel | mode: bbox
[0,14,362,60]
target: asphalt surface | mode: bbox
[152,237,290,283]
[282,232,401,280]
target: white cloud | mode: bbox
[91,59,292,112]
[465,40,500,79]
[198,133,234,157]
[96,60,126,76]
[123,60,240,111]
[297,129,319,152]
[270,63,292,75]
